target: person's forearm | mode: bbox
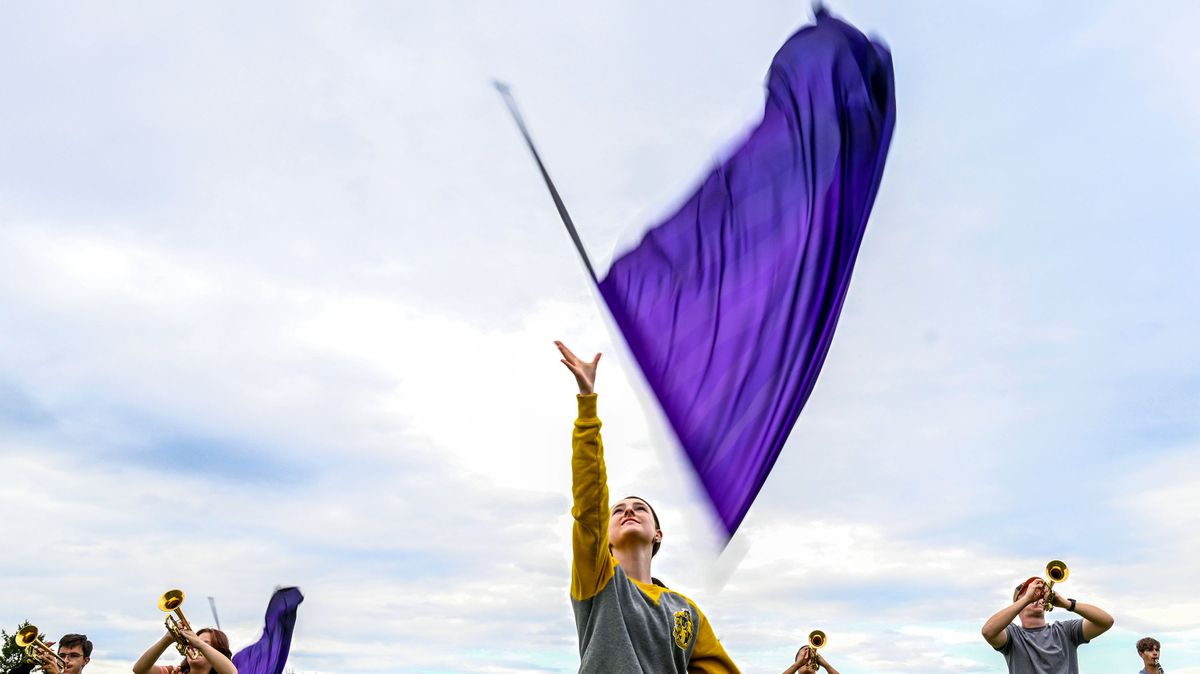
[982,601,1024,643]
[1072,599,1115,641]
[1072,601,1113,627]
[132,634,174,674]
[822,660,841,674]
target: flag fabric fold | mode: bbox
[232,587,304,674]
[597,9,896,536]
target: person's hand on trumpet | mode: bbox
[1019,578,1048,608]
[36,643,62,674]
[795,646,819,674]
[177,627,209,662]
[1047,587,1073,610]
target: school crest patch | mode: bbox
[673,609,694,649]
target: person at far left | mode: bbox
[55,635,91,674]
[6,633,92,674]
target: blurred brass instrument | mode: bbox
[805,630,826,670]
[15,625,67,672]
[1042,560,1069,612]
[158,589,200,659]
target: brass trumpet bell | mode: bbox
[158,588,185,612]
[803,629,826,671]
[14,625,41,649]
[1046,560,1069,584]
[15,625,67,672]
[1042,560,1069,612]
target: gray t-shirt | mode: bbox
[997,619,1088,674]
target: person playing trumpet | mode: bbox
[781,645,840,674]
[1136,637,1163,674]
[51,634,91,674]
[131,627,236,674]
[8,633,92,674]
[981,576,1114,673]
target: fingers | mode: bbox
[555,341,601,367]
[554,340,578,363]
[796,646,810,663]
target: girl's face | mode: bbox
[609,497,660,551]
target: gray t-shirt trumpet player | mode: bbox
[981,577,1114,674]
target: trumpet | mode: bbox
[158,589,200,659]
[804,630,826,670]
[1018,560,1069,611]
[1042,560,1069,612]
[15,625,67,672]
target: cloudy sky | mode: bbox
[2,2,1198,673]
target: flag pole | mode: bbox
[207,596,221,630]
[494,81,599,284]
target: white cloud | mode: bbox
[1,2,1198,674]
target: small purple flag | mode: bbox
[231,587,303,674]
[598,9,896,537]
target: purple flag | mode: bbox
[598,9,896,536]
[232,587,303,674]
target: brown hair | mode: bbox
[57,634,92,658]
[179,628,233,673]
[1137,637,1161,653]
